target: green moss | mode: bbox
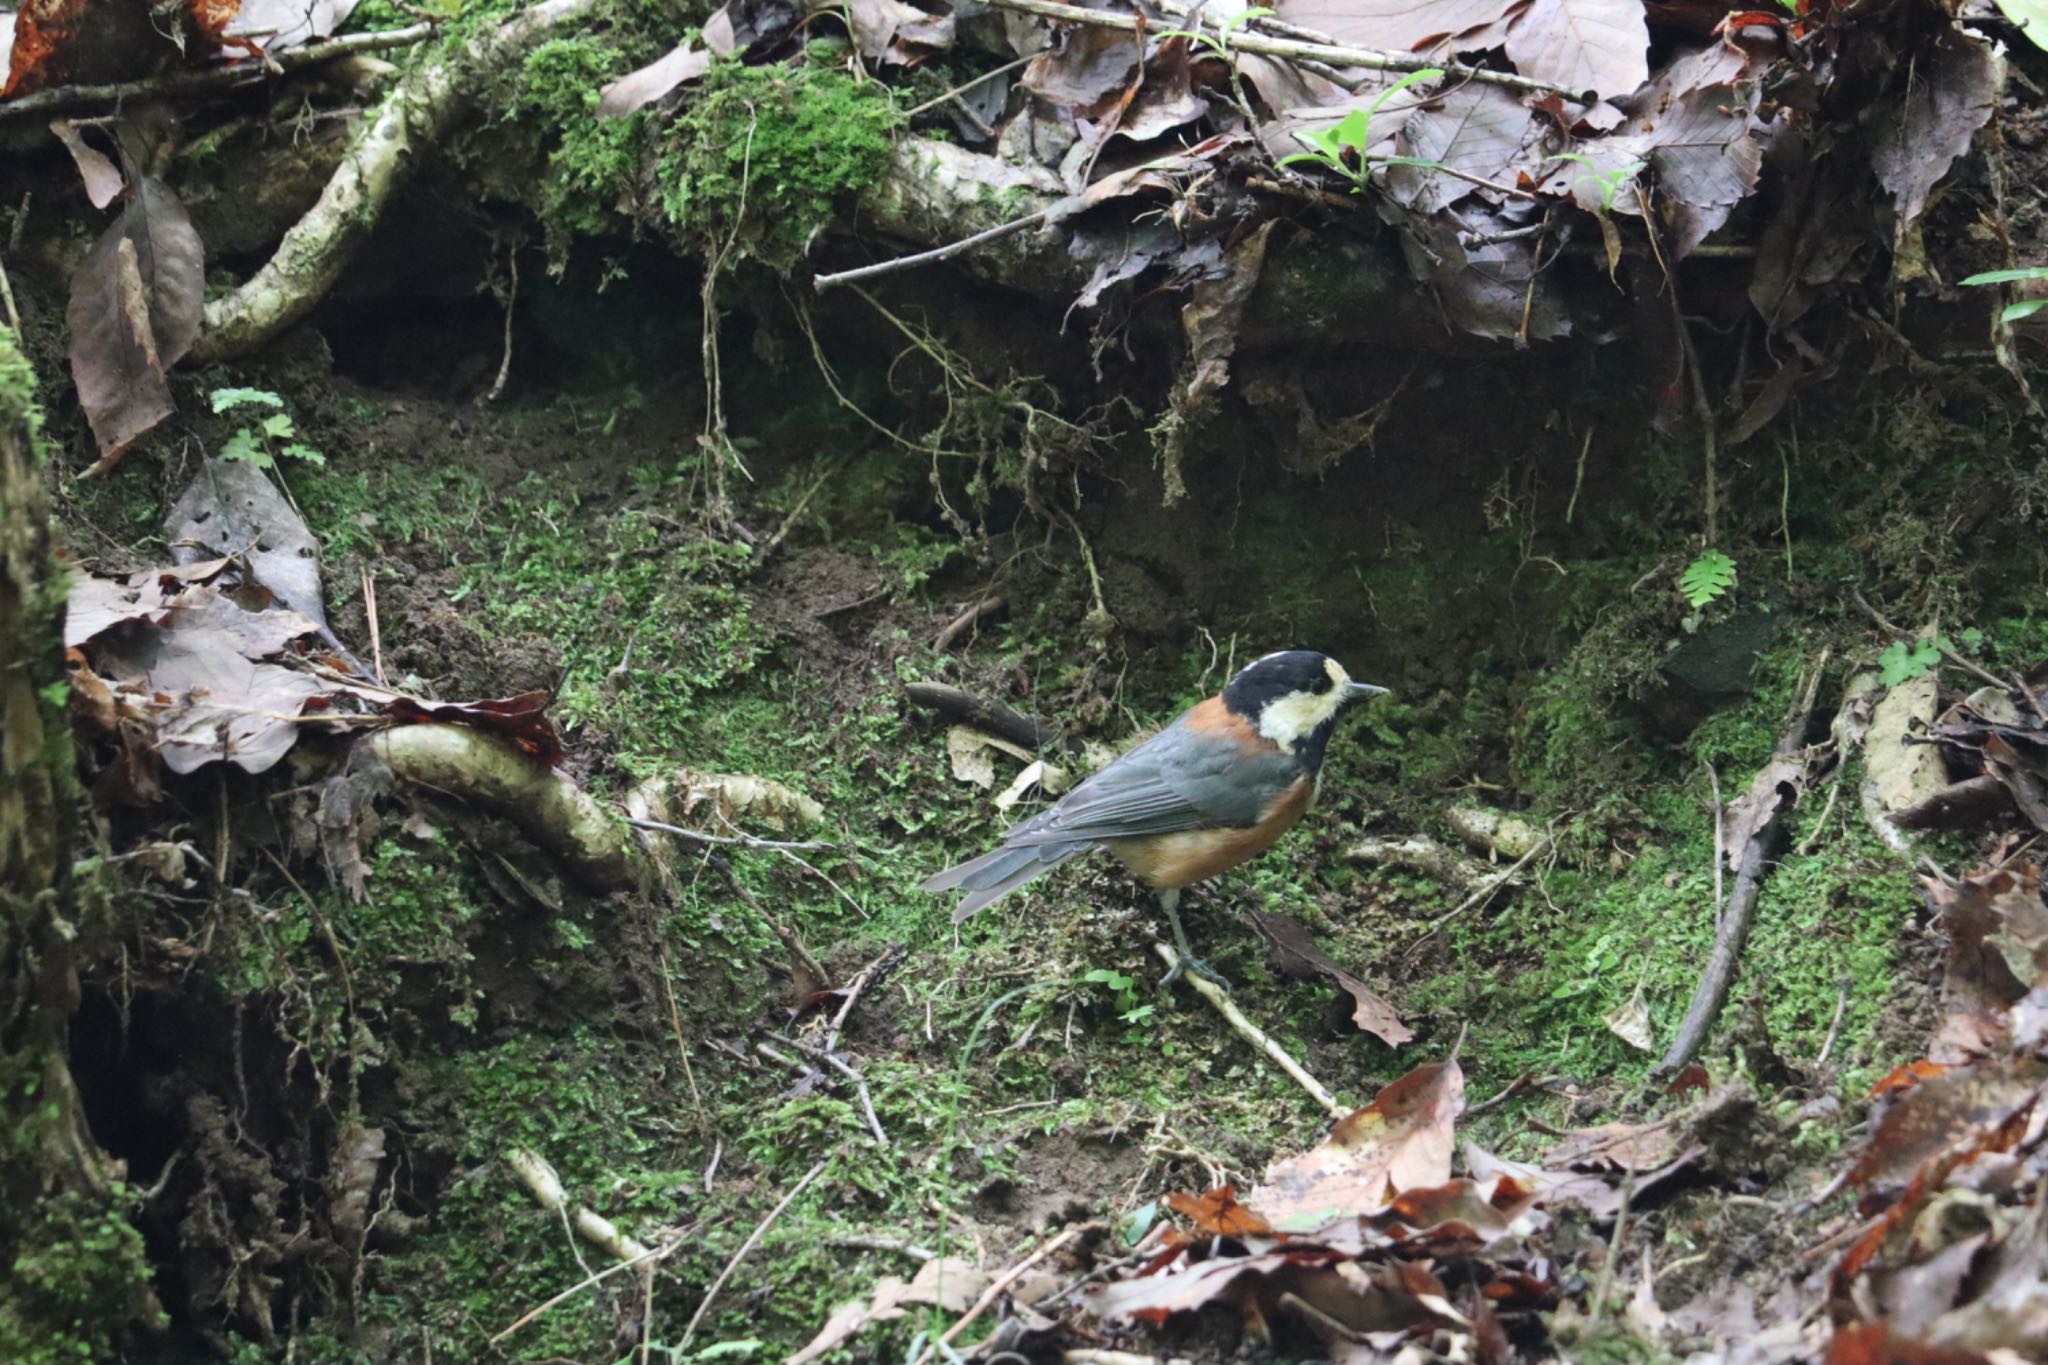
[502,36,657,263]
[657,62,900,267]
[0,1176,158,1365]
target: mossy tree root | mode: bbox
[192,0,598,363]
[369,725,649,894]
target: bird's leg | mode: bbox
[1156,887,1232,990]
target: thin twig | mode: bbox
[490,1232,687,1344]
[1586,1175,1636,1332]
[978,0,1578,99]
[625,816,832,852]
[1149,941,1345,1117]
[824,942,907,1056]
[0,25,436,120]
[763,1036,890,1147]
[360,568,386,687]
[678,1158,830,1352]
[814,206,1057,291]
[1400,835,1552,961]
[1813,975,1853,1070]
[1706,763,1725,926]
[480,238,520,406]
[900,52,1040,118]
[909,1222,1102,1365]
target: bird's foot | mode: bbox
[1159,951,1232,992]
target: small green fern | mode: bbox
[1678,550,1736,609]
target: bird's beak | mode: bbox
[1345,681,1389,703]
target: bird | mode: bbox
[921,650,1387,986]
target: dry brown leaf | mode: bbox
[1273,0,1521,56]
[92,625,328,776]
[1387,82,1537,215]
[1504,0,1648,100]
[1545,1119,1680,1172]
[225,0,357,52]
[1247,1058,1463,1231]
[1464,1141,1623,1219]
[1845,1064,2042,1196]
[1603,976,1655,1051]
[787,1301,869,1365]
[161,583,320,660]
[1723,752,1806,871]
[49,118,123,208]
[166,458,330,634]
[64,573,169,647]
[1166,1186,1275,1237]
[1022,26,1138,113]
[1248,908,1412,1047]
[1871,29,2002,235]
[1179,219,1276,410]
[597,42,714,117]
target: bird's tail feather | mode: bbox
[922,842,1090,922]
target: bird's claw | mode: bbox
[1159,952,1232,992]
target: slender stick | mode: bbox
[815,207,1056,290]
[491,1233,685,1344]
[678,1158,830,1352]
[1400,835,1552,960]
[625,815,832,852]
[0,26,436,120]
[976,0,1579,100]
[909,1222,1101,1365]
[1150,942,1345,1117]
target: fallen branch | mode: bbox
[1149,941,1345,1117]
[193,0,597,361]
[934,595,1006,652]
[0,25,435,121]
[977,0,1581,100]
[903,682,1061,752]
[815,206,1056,291]
[825,941,908,1055]
[1654,661,1826,1077]
[679,1158,830,1353]
[761,1035,891,1147]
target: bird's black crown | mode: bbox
[1222,650,1340,716]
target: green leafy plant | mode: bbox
[1278,68,1444,194]
[1678,549,1736,609]
[1878,639,1942,685]
[211,387,326,469]
[1160,5,1273,56]
[1548,151,1646,212]
[1081,966,1155,1027]
[1960,266,2048,324]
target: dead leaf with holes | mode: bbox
[1871,28,2002,238]
[1246,1058,1464,1231]
[1505,0,1649,100]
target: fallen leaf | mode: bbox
[1247,1058,1463,1230]
[835,0,952,64]
[1604,976,1655,1051]
[1022,25,1137,114]
[225,0,358,52]
[64,572,169,647]
[1085,1244,1350,1325]
[1846,1064,2041,1196]
[871,1256,989,1316]
[1871,29,2002,236]
[1823,1321,1995,1365]
[1723,753,1806,871]
[165,458,331,635]
[161,583,320,660]
[1464,1141,1623,1219]
[1273,0,1521,55]
[1504,0,1649,100]
[1179,220,1277,411]
[1865,674,1948,819]
[597,41,714,117]
[386,692,566,768]
[1387,82,1537,215]
[1166,1186,1274,1237]
[788,1300,869,1365]
[1113,35,1208,143]
[1545,1119,1679,1172]
[49,118,123,208]
[1247,908,1412,1046]
[93,625,328,775]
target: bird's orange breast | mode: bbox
[1104,776,1313,889]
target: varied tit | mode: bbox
[922,650,1387,986]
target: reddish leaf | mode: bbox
[1246,1058,1463,1231]
[385,691,566,767]
[1824,1321,1993,1365]
[1545,1119,1680,1172]
[1871,1060,1953,1098]
[1846,1065,2040,1196]
[1165,1186,1274,1237]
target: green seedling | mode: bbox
[1547,151,1647,212]
[1678,549,1736,610]
[1278,67,1445,193]
[1159,5,1274,57]
[211,387,326,470]
[1960,266,2048,324]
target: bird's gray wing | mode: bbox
[1000,718,1295,847]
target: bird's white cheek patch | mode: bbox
[1258,689,1345,750]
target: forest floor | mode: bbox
[41,309,2048,1363]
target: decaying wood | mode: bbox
[193,0,596,362]
[904,681,1062,752]
[1655,660,1827,1078]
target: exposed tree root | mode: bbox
[193,0,597,362]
